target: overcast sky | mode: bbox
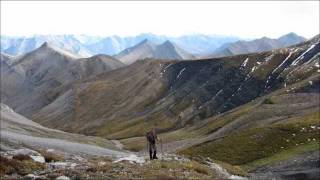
[1,1,319,38]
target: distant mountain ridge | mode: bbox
[1,35,92,57]
[208,32,306,58]
[1,33,241,57]
[1,33,307,58]
[114,39,195,64]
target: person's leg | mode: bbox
[153,144,158,159]
[149,143,153,160]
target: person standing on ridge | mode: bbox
[146,128,160,160]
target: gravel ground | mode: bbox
[1,130,129,158]
[1,103,129,158]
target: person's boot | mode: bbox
[153,151,158,159]
[149,150,153,160]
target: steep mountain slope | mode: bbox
[77,54,125,75]
[115,39,195,64]
[154,40,195,60]
[179,83,319,178]
[1,35,93,57]
[31,35,319,141]
[209,33,306,58]
[0,42,124,117]
[114,39,157,64]
[0,53,12,73]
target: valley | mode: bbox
[1,34,319,179]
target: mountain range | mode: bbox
[1,35,92,57]
[1,33,307,61]
[1,33,319,179]
[1,33,240,57]
[18,34,317,136]
[209,32,306,57]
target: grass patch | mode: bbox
[180,112,319,166]
[242,141,319,171]
[97,118,145,138]
[170,98,192,114]
[120,136,146,152]
[160,128,199,142]
[165,102,257,154]
[12,154,32,161]
[99,110,176,139]
[0,156,45,176]
[194,103,255,135]
[262,98,274,104]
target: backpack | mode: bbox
[146,131,156,144]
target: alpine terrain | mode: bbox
[0,34,319,180]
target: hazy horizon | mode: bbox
[1,1,319,39]
[1,31,313,40]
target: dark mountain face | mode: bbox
[28,35,319,140]
[209,33,307,58]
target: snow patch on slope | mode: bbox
[240,58,249,68]
[292,44,316,66]
[177,68,186,79]
[264,54,275,62]
[272,51,293,74]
